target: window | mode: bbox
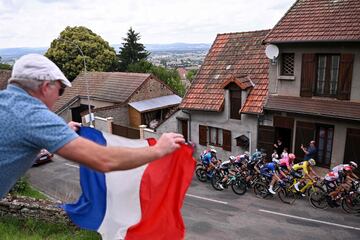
[315,125,334,168]
[315,55,340,97]
[281,53,294,76]
[198,125,231,151]
[301,53,353,99]
[228,83,241,120]
[209,127,223,146]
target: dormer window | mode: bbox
[229,83,241,120]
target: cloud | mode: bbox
[0,0,296,48]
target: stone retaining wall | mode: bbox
[0,195,73,225]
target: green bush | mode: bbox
[10,177,29,194]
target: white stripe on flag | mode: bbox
[98,132,150,240]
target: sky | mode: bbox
[0,0,296,48]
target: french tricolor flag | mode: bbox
[63,127,195,240]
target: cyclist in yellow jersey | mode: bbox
[292,159,320,192]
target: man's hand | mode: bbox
[154,132,185,158]
[68,121,82,131]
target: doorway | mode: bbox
[275,127,292,153]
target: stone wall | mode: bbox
[0,195,72,225]
[129,77,174,103]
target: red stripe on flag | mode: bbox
[125,139,195,240]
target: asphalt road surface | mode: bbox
[27,155,360,240]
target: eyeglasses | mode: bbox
[58,83,66,96]
[49,81,66,96]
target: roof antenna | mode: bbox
[59,38,94,127]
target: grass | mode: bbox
[0,216,101,240]
[1,178,101,239]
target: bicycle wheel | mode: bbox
[309,190,328,209]
[231,178,247,195]
[341,194,360,214]
[253,182,269,198]
[195,168,207,182]
[278,188,297,205]
[211,172,224,191]
[307,185,324,198]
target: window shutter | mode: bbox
[229,86,242,120]
[199,125,207,146]
[337,54,354,100]
[257,125,275,157]
[294,121,315,162]
[300,54,316,97]
[222,129,232,151]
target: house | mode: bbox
[176,67,191,89]
[260,0,360,170]
[0,70,11,90]
[146,30,270,160]
[54,72,181,137]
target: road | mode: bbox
[27,155,360,240]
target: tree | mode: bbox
[0,56,12,70]
[128,60,185,96]
[186,69,198,82]
[118,27,149,71]
[45,26,118,81]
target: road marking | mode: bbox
[259,209,360,231]
[186,194,228,205]
[64,163,79,169]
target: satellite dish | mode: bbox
[265,44,279,60]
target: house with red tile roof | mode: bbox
[146,30,270,160]
[55,72,181,137]
[261,0,360,170]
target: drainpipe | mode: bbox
[247,130,252,153]
[181,110,191,141]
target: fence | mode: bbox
[112,123,140,139]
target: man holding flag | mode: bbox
[0,54,194,239]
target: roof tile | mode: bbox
[54,72,151,113]
[264,0,360,43]
[180,30,270,113]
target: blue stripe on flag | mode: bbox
[62,127,107,230]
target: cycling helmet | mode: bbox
[349,161,358,169]
[272,159,280,164]
[288,153,296,160]
[210,148,217,153]
[344,165,352,172]
[229,156,236,161]
[308,159,316,166]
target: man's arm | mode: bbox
[56,132,185,172]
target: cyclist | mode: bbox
[234,152,250,169]
[279,153,296,172]
[327,166,358,206]
[292,159,320,195]
[218,156,237,189]
[332,161,358,179]
[260,160,282,194]
[324,170,339,192]
[201,148,218,174]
